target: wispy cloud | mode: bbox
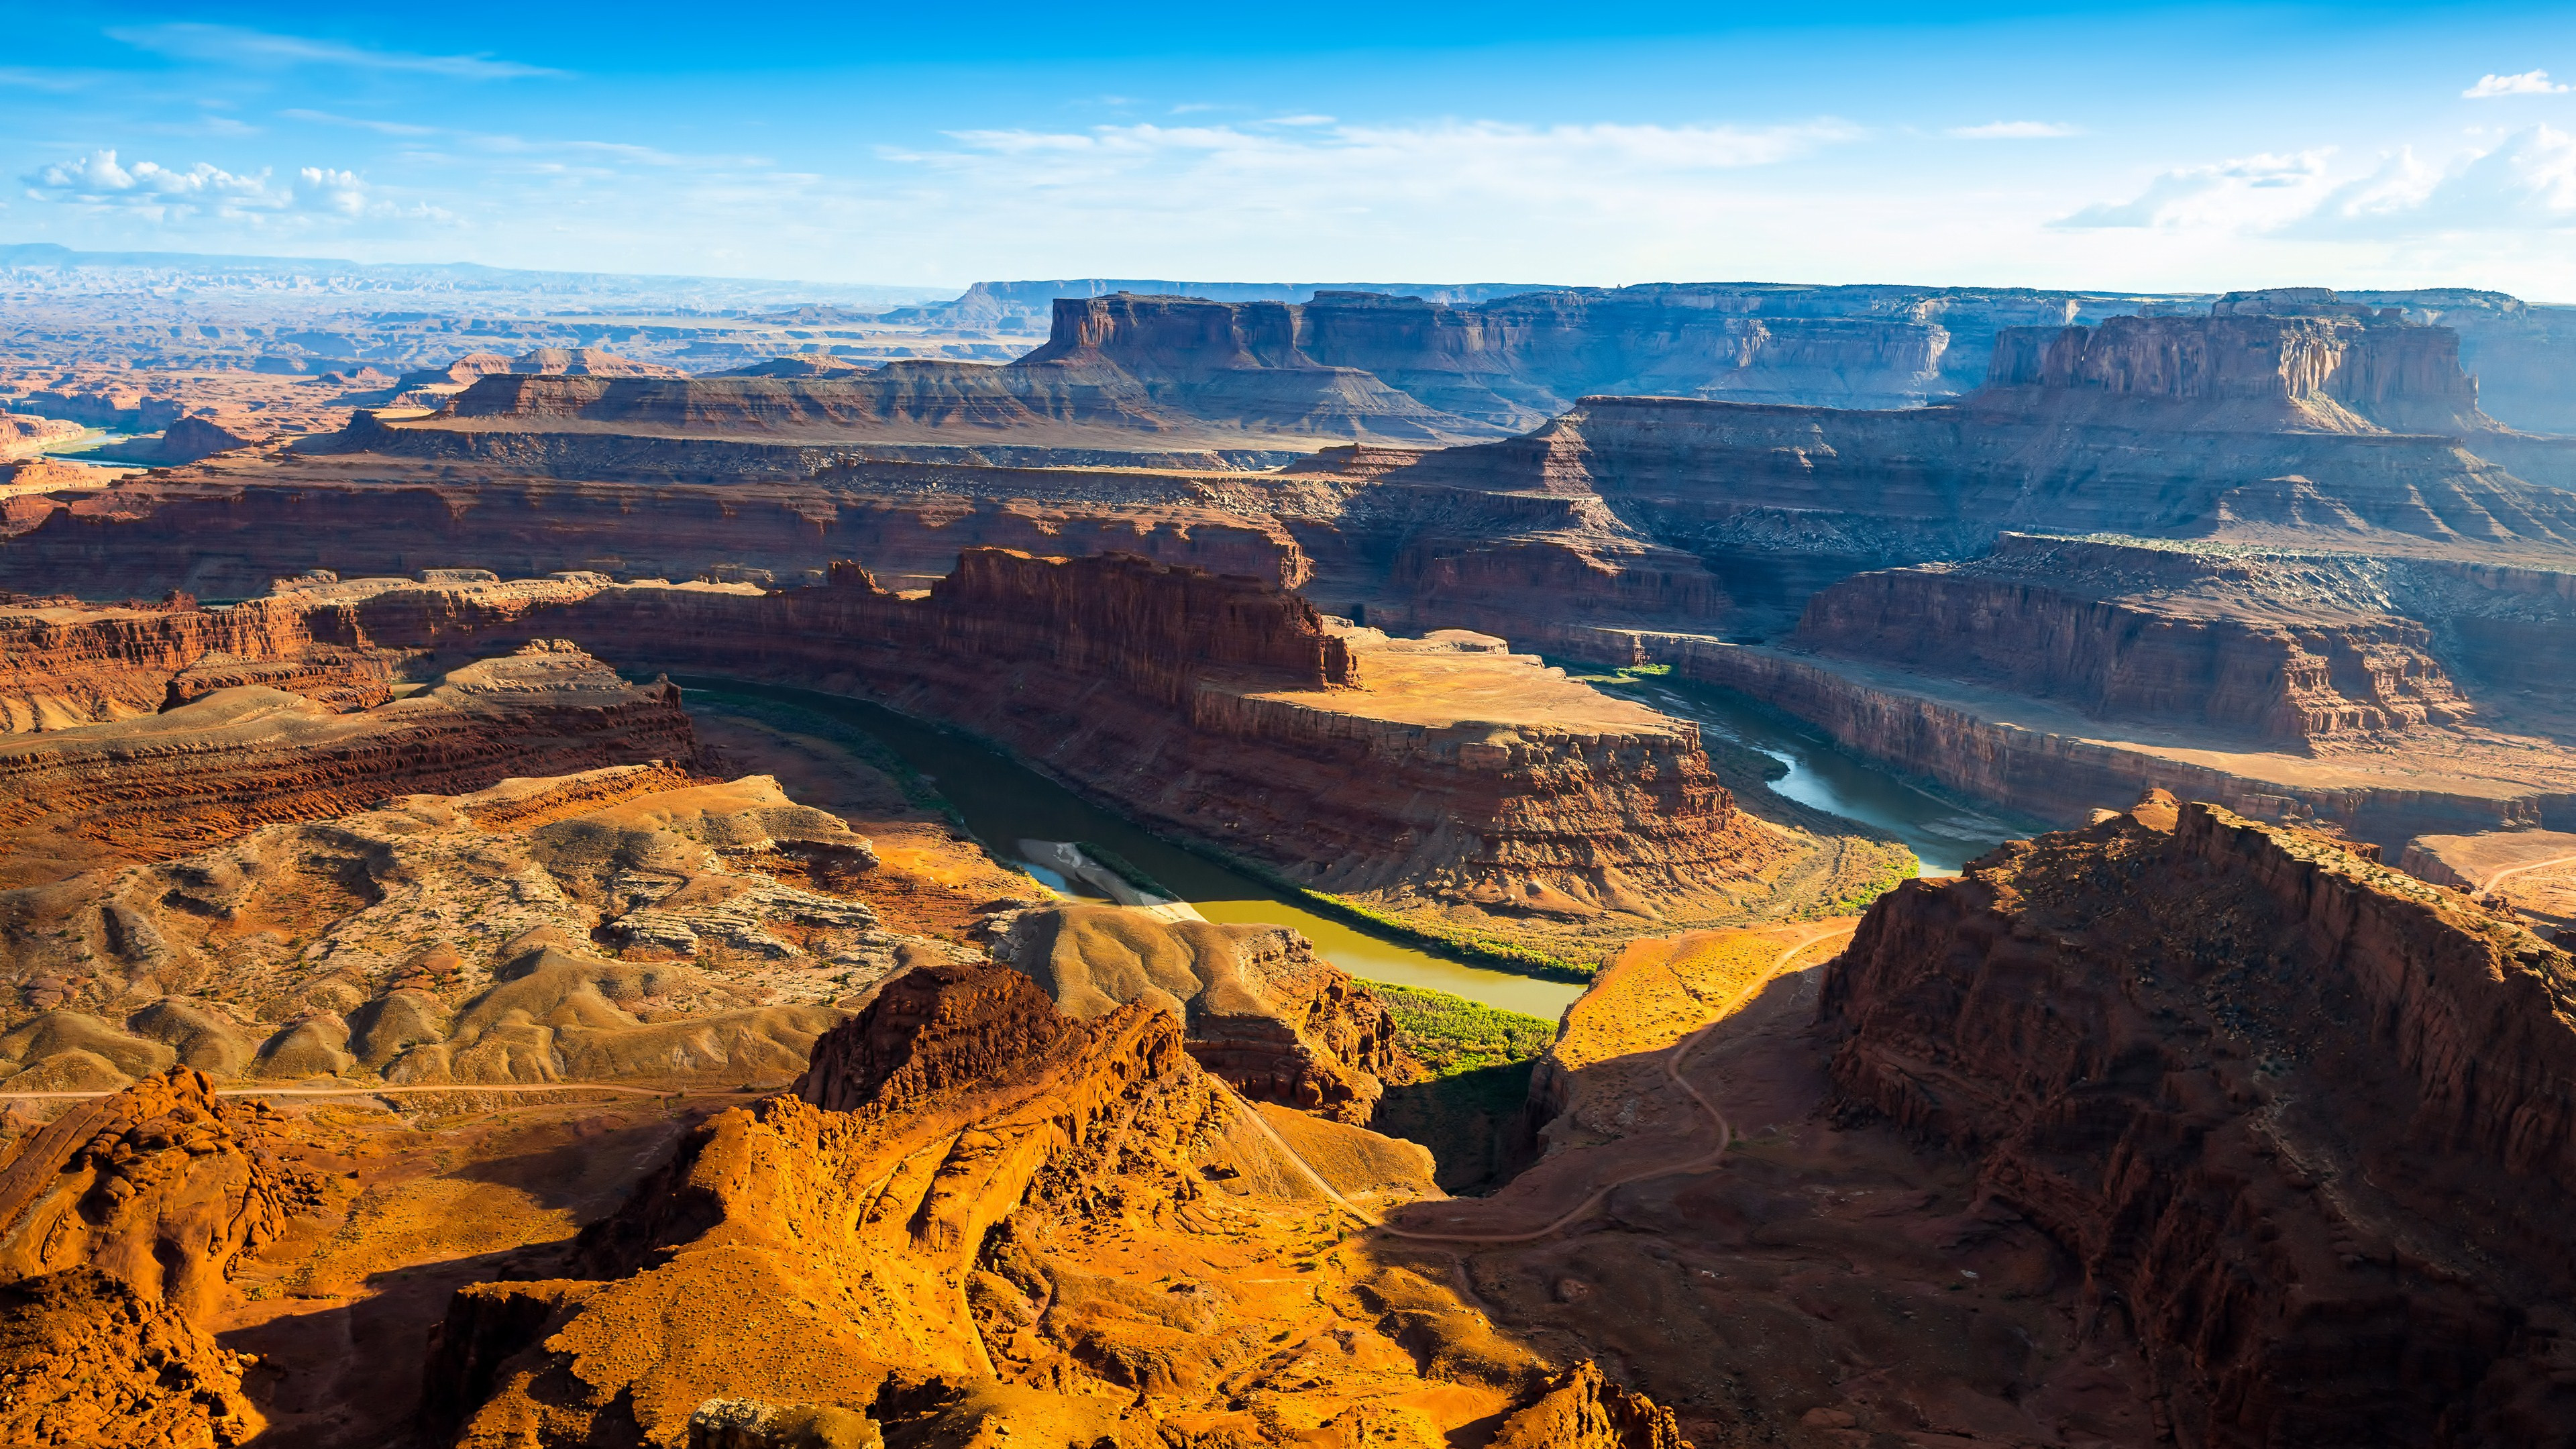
[1947,120,2080,139]
[21,148,453,225]
[904,117,1860,178]
[109,23,562,80]
[2465,70,2569,99]
[2053,150,2331,228]
[281,108,441,138]
[2294,126,2576,236]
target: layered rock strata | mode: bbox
[0,639,700,879]
[244,553,1782,930]
[1794,533,2478,743]
[1625,629,2576,849]
[1980,309,2487,433]
[1821,794,2576,1446]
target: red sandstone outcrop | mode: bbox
[1794,533,2477,743]
[0,1267,267,1448]
[0,588,424,733]
[994,904,1415,1122]
[0,1070,294,1447]
[1821,793,2576,1445]
[0,1067,292,1316]
[0,637,700,879]
[429,961,1676,1446]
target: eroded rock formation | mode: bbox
[0,638,701,880]
[429,961,1682,1448]
[1821,792,2576,1445]
[0,1069,297,1447]
[147,553,1788,944]
[1794,533,2478,743]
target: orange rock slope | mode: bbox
[429,961,1686,1448]
[0,1068,300,1448]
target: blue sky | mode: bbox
[7,2,2576,297]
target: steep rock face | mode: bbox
[0,591,402,733]
[1794,534,2477,743]
[993,904,1414,1123]
[1394,394,2576,575]
[1021,286,2196,427]
[921,545,1354,704]
[1980,311,2487,433]
[1821,796,2576,1446]
[1643,632,2573,847]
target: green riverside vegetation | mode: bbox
[1372,982,1557,1078]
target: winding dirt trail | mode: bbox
[2481,853,2576,893]
[1237,920,1855,1244]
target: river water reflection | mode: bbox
[1580,670,2041,876]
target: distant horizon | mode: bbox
[9,1,2576,297]
[7,241,2575,309]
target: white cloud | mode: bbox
[898,117,1860,190]
[21,148,451,225]
[2465,70,2569,99]
[109,23,561,80]
[1947,120,2080,139]
[2294,126,2576,236]
[2053,150,2331,228]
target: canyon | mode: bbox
[5,262,2576,1449]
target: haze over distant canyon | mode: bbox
[7,234,2576,1449]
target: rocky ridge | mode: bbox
[1822,791,2576,1445]
[0,1068,297,1446]
[431,961,1684,1447]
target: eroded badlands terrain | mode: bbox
[5,273,2576,1448]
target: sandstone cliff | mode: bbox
[1794,533,2477,743]
[1978,310,2487,433]
[262,553,1781,940]
[1821,794,2576,1445]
